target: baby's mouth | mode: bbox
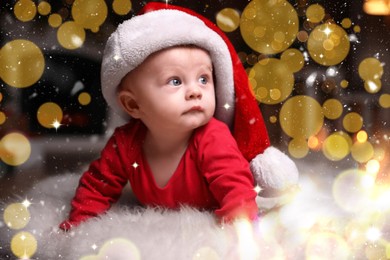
[183,106,203,114]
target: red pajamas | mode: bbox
[60,118,258,230]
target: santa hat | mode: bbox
[101,2,298,195]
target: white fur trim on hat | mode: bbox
[101,9,235,126]
[250,146,299,193]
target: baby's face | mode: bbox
[120,46,216,133]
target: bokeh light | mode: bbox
[48,13,62,28]
[343,112,363,133]
[240,0,298,54]
[37,1,51,16]
[358,57,384,94]
[356,130,368,143]
[333,169,374,212]
[351,141,374,163]
[0,111,6,125]
[305,232,350,259]
[216,8,240,32]
[307,135,320,150]
[280,48,305,73]
[10,231,37,259]
[353,25,361,33]
[249,58,294,104]
[14,0,36,22]
[379,93,390,108]
[279,95,324,139]
[288,137,309,159]
[322,132,351,161]
[37,102,63,129]
[71,0,108,31]
[269,115,277,124]
[364,78,382,94]
[358,57,383,81]
[0,132,31,166]
[3,203,31,230]
[322,98,343,120]
[366,159,380,175]
[341,18,352,29]
[80,238,141,260]
[0,39,45,88]
[340,79,349,88]
[112,0,132,16]
[308,23,350,66]
[78,92,92,105]
[57,21,86,49]
[306,4,325,23]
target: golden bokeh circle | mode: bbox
[240,0,299,54]
[48,13,62,28]
[280,48,304,73]
[11,231,37,259]
[80,238,141,260]
[249,58,294,104]
[37,102,63,128]
[0,132,31,166]
[71,0,108,30]
[279,95,324,139]
[340,79,349,88]
[353,25,361,33]
[216,8,240,32]
[3,203,31,230]
[342,112,363,133]
[306,4,325,23]
[14,0,37,22]
[0,39,45,88]
[322,132,350,161]
[297,30,309,42]
[288,137,309,158]
[379,93,390,108]
[78,92,91,105]
[37,1,51,16]
[322,98,343,120]
[112,0,132,16]
[364,78,382,94]
[308,23,350,66]
[358,57,383,81]
[0,111,6,125]
[57,21,86,49]
[341,18,352,29]
[351,141,374,163]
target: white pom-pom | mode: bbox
[250,146,299,193]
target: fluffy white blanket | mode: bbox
[1,164,389,259]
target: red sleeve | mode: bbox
[196,119,258,223]
[59,123,136,230]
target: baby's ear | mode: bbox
[118,90,141,118]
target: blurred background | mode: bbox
[0,0,389,259]
[1,0,389,189]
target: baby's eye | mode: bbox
[168,78,182,87]
[199,76,208,85]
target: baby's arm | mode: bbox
[59,131,129,230]
[198,120,258,223]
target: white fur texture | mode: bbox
[0,174,275,259]
[1,160,381,259]
[250,146,299,191]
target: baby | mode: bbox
[59,2,298,230]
